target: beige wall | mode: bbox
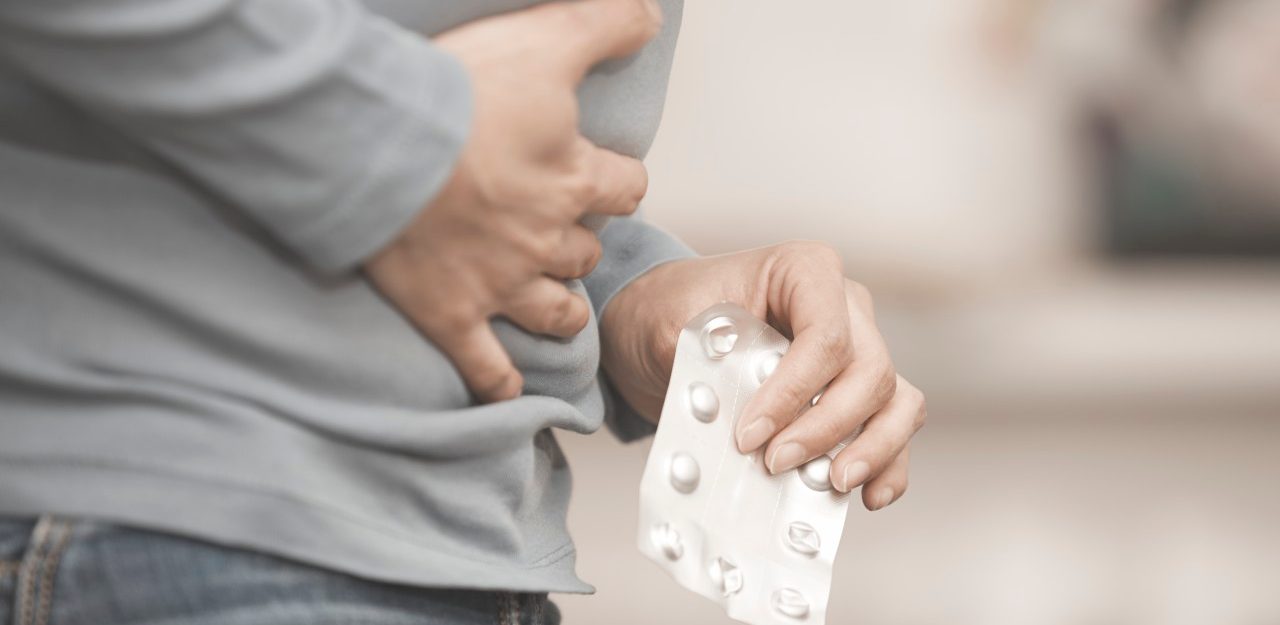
[643,0,1089,291]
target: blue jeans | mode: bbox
[0,517,560,625]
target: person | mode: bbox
[0,0,926,623]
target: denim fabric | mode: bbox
[0,517,559,625]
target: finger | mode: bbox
[762,354,895,474]
[545,225,603,279]
[861,447,910,511]
[762,285,897,474]
[430,320,524,403]
[544,0,664,80]
[735,243,851,454]
[830,376,926,493]
[501,278,591,338]
[581,140,648,217]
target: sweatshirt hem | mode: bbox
[0,456,594,594]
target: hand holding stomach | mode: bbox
[364,0,663,403]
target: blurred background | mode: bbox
[558,0,1280,623]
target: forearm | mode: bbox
[0,0,470,272]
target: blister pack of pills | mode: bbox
[637,303,854,625]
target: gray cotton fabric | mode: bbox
[0,0,689,593]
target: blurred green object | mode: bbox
[1097,0,1280,258]
[1103,143,1280,257]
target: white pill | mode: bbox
[650,523,684,561]
[669,452,701,494]
[785,522,821,557]
[688,382,720,423]
[810,389,824,407]
[701,316,739,359]
[798,455,833,492]
[707,557,743,597]
[772,588,810,619]
[754,351,782,383]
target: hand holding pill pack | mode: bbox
[637,303,856,625]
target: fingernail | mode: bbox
[767,443,806,474]
[736,419,775,453]
[838,461,871,492]
[870,486,895,511]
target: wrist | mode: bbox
[599,259,687,420]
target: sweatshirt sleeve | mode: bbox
[584,213,695,442]
[0,0,470,273]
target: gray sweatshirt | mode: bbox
[0,0,689,593]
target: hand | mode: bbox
[600,242,927,511]
[364,0,662,403]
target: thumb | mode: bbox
[539,0,663,81]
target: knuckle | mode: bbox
[872,363,898,405]
[630,162,650,203]
[557,292,577,318]
[787,239,842,267]
[845,279,874,307]
[529,245,556,268]
[580,239,604,275]
[560,296,590,333]
[901,378,924,406]
[569,306,590,333]
[488,174,536,210]
[526,231,562,267]
[816,326,854,365]
[899,380,927,431]
[544,99,581,141]
[618,196,641,216]
[630,0,664,39]
[645,0,664,34]
[546,296,573,332]
[436,304,478,336]
[557,2,596,35]
[771,240,845,282]
[566,172,600,209]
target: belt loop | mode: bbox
[529,593,546,625]
[496,591,517,625]
[15,516,75,625]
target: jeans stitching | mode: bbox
[16,516,54,625]
[497,592,516,625]
[531,595,544,625]
[35,520,74,625]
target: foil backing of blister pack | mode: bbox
[637,303,853,625]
